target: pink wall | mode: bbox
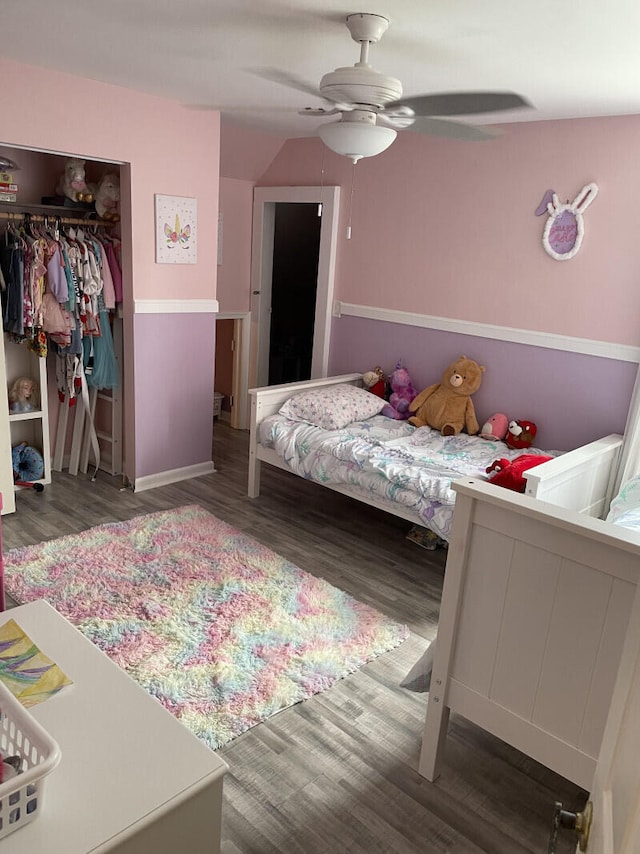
[243,116,640,450]
[220,121,285,182]
[217,178,254,312]
[259,116,640,348]
[1,57,221,480]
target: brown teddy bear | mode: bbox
[408,355,485,435]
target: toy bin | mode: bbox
[0,680,61,840]
[213,392,224,419]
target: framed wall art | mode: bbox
[155,194,197,264]
[534,183,598,261]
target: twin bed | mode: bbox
[248,372,637,791]
[249,374,622,536]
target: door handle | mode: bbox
[548,800,592,853]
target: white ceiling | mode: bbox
[4,0,640,139]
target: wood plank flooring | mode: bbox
[1,421,585,853]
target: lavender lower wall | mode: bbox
[329,317,636,451]
[134,313,216,478]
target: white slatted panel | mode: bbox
[533,559,613,742]
[489,541,562,717]
[449,526,512,694]
[579,576,636,756]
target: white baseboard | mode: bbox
[133,461,216,493]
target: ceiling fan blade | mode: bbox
[408,116,501,142]
[386,91,531,117]
[249,67,323,100]
[299,107,341,117]
[185,103,303,113]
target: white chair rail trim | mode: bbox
[333,301,640,363]
[134,299,220,314]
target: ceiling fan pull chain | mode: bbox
[347,161,356,240]
[318,146,326,217]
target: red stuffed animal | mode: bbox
[505,419,538,450]
[486,454,554,492]
[362,367,387,398]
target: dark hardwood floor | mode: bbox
[1,421,584,853]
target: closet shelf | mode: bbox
[9,411,44,423]
[0,201,116,227]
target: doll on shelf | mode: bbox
[9,377,39,413]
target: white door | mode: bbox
[576,582,640,852]
[250,186,340,389]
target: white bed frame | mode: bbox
[248,373,623,526]
[249,374,630,790]
[419,478,640,791]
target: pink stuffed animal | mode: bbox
[380,361,418,420]
[479,413,508,440]
[94,172,120,222]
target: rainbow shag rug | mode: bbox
[3,505,408,750]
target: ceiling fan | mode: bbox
[262,12,531,163]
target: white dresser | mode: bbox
[0,600,227,853]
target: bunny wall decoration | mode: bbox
[535,183,598,261]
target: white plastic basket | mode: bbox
[0,680,61,840]
[213,392,224,418]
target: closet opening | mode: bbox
[0,142,130,513]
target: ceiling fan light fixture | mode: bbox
[318,121,396,164]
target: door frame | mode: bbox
[249,186,341,390]
[215,311,251,430]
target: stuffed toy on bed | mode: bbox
[486,454,553,492]
[380,361,418,420]
[479,412,508,441]
[362,366,387,398]
[408,355,485,435]
[505,419,538,449]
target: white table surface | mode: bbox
[0,600,227,853]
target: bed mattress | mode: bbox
[259,414,554,540]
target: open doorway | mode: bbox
[269,203,321,385]
[214,312,251,430]
[250,186,340,391]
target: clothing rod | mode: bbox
[0,210,116,227]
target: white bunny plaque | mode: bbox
[535,183,599,261]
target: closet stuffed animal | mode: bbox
[94,172,120,222]
[56,158,94,203]
[408,355,485,435]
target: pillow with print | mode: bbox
[279,383,385,431]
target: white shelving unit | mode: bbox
[5,335,51,499]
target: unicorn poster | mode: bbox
[155,194,198,264]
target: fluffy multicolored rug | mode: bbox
[3,505,408,749]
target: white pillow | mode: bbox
[279,383,385,431]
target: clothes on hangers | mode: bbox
[0,217,122,400]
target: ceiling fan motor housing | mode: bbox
[319,67,403,109]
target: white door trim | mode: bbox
[250,186,340,388]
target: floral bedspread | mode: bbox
[607,474,640,532]
[259,414,554,541]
